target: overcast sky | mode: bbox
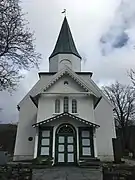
[0,0,135,123]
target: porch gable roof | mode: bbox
[32,112,100,128]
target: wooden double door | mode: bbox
[55,124,77,165]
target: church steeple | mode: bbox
[49,17,81,59]
[49,17,81,72]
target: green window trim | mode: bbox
[78,127,94,158]
[55,124,77,165]
[38,126,53,157]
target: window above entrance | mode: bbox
[57,124,74,134]
[72,99,77,113]
[54,98,77,114]
[64,97,69,112]
[55,99,60,113]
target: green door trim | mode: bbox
[37,126,53,158]
[55,123,77,165]
[78,127,95,158]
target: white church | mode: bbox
[14,17,116,165]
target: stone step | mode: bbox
[32,167,103,180]
[79,164,101,169]
[79,157,100,162]
[79,158,101,169]
[79,166,101,169]
[78,158,101,168]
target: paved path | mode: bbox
[32,167,103,180]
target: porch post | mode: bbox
[34,127,39,159]
[52,126,56,164]
[93,128,98,157]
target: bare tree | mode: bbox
[129,69,135,87]
[0,0,41,91]
[103,82,135,150]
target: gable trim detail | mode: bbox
[32,112,100,128]
[42,67,98,98]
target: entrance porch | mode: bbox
[32,113,100,166]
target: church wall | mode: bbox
[36,76,95,123]
[14,99,37,161]
[94,98,116,161]
[49,54,81,72]
[14,75,53,161]
[47,75,86,93]
[37,95,54,122]
[37,95,95,124]
[37,76,94,122]
[58,54,81,72]
[49,56,58,72]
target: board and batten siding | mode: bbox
[14,75,53,161]
[14,99,37,161]
[94,98,116,161]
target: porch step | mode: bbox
[79,157,100,162]
[78,157,101,168]
[32,167,103,180]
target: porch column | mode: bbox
[93,129,98,157]
[34,127,39,159]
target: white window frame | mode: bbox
[63,97,69,113]
[55,99,60,113]
[72,99,77,113]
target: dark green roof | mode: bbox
[49,17,81,59]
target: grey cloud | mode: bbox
[100,30,129,55]
[112,32,129,48]
[100,0,135,55]
[0,69,39,123]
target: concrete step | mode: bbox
[78,158,101,168]
[32,167,103,180]
[79,157,100,162]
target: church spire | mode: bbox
[49,17,81,59]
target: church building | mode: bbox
[14,17,116,165]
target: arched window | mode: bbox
[72,99,77,113]
[64,97,69,113]
[57,124,74,134]
[55,99,60,113]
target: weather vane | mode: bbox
[62,9,66,17]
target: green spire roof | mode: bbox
[49,17,81,59]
